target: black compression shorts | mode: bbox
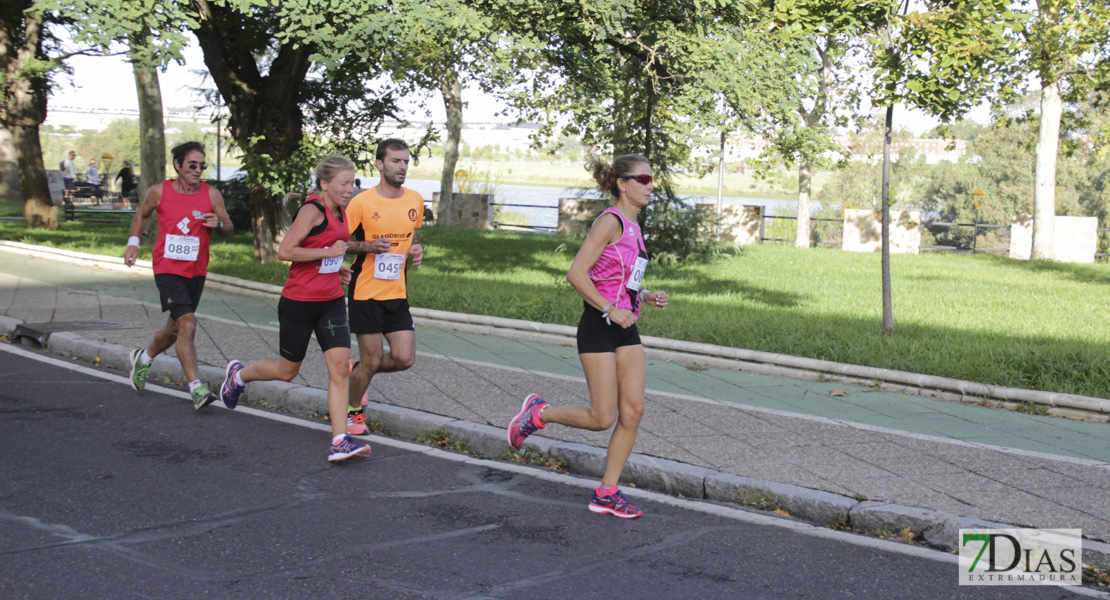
[277,296,350,363]
[576,304,641,354]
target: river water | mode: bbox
[398,178,818,230]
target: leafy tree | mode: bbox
[1009,0,1110,260]
[477,0,779,260]
[773,0,1018,332]
[383,0,510,218]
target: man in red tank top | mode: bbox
[122,142,234,409]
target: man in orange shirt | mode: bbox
[343,139,424,434]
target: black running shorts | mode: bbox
[154,274,205,320]
[277,296,350,363]
[348,298,415,335]
[576,304,641,354]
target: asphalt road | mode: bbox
[0,343,1099,600]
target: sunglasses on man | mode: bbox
[184,162,208,172]
[620,174,653,185]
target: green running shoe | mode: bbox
[192,384,217,410]
[128,348,149,391]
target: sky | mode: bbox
[49,41,988,136]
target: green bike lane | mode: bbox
[2,245,1108,465]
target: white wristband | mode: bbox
[638,288,651,303]
[127,236,140,248]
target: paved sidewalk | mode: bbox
[1,244,1109,568]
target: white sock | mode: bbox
[140,350,152,365]
[234,372,245,387]
[332,434,346,444]
[188,380,201,393]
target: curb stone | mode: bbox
[2,315,1109,571]
[704,471,859,527]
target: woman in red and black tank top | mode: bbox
[219,155,371,462]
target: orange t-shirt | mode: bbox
[347,186,424,301]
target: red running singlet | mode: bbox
[282,196,350,302]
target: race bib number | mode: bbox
[627,256,647,292]
[319,254,342,274]
[374,253,404,280]
[164,234,199,262]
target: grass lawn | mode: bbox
[2,211,1107,399]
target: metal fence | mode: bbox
[760,214,842,246]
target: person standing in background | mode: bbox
[85,159,99,185]
[116,160,137,206]
[61,150,77,202]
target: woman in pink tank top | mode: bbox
[508,154,670,519]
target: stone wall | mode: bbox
[432,192,493,229]
[558,197,611,236]
[1009,215,1098,263]
[695,204,764,245]
[841,209,921,254]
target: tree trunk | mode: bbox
[0,124,21,203]
[795,158,813,247]
[795,37,834,249]
[880,103,894,334]
[1030,78,1061,261]
[132,34,166,243]
[191,0,312,262]
[1,3,55,228]
[13,117,54,228]
[439,68,463,214]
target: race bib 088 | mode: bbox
[164,234,199,262]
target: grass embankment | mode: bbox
[2,214,1107,399]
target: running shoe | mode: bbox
[328,434,371,462]
[348,359,370,407]
[220,360,245,410]
[128,348,149,391]
[507,393,547,449]
[191,384,218,410]
[347,409,369,435]
[588,489,643,519]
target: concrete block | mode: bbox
[546,440,607,479]
[842,208,921,254]
[0,315,21,336]
[705,472,858,526]
[1010,215,1098,263]
[42,331,82,357]
[920,515,1014,552]
[442,420,509,459]
[432,192,492,229]
[622,454,711,498]
[697,204,763,245]
[850,501,946,537]
[280,385,327,416]
[364,402,455,440]
[1055,216,1098,263]
[558,198,610,236]
[147,355,186,386]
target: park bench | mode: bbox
[63,204,135,221]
